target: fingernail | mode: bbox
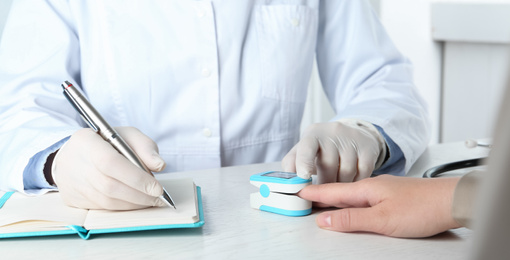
[152,152,166,172]
[317,213,332,228]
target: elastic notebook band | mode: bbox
[0,192,14,209]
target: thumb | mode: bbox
[316,208,386,234]
[115,127,166,172]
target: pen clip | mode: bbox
[63,92,99,132]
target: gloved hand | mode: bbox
[51,127,167,210]
[282,119,387,183]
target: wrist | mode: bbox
[445,177,464,230]
[451,171,482,228]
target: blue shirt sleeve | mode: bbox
[372,125,405,176]
[23,136,70,190]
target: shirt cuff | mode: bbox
[23,136,70,190]
[372,125,405,176]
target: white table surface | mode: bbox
[0,141,490,259]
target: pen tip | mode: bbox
[160,191,177,210]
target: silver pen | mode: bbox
[61,80,176,209]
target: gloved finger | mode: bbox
[316,139,340,184]
[87,170,166,208]
[281,145,298,173]
[116,127,166,172]
[294,136,320,179]
[91,141,164,198]
[53,167,143,210]
[354,151,377,181]
[62,185,164,210]
[338,146,357,183]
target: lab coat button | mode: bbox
[202,128,212,137]
[201,68,211,77]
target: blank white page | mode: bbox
[0,192,88,233]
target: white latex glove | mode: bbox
[51,127,167,210]
[282,119,387,183]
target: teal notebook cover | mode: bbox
[0,180,204,240]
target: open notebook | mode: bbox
[0,178,203,239]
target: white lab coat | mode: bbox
[0,0,430,192]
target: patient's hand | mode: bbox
[298,175,462,238]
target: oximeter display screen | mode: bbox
[262,171,296,179]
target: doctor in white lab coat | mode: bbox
[0,0,429,209]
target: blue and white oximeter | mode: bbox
[250,171,312,217]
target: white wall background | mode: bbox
[432,1,510,143]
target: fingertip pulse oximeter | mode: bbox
[250,171,312,217]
